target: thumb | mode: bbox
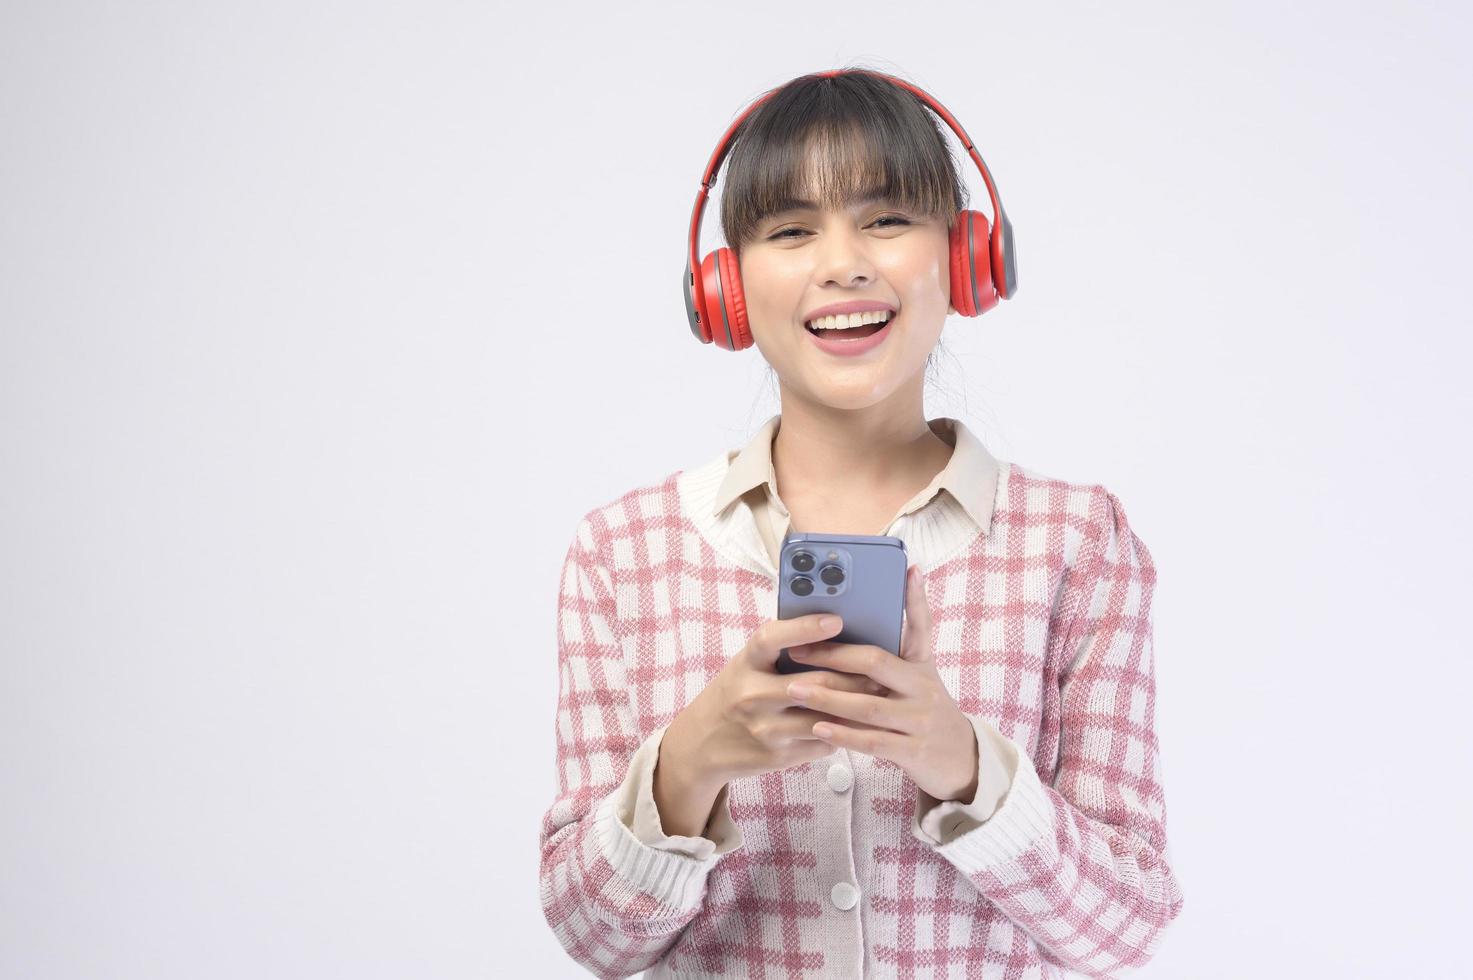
[898,564,934,663]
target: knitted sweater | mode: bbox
[538,418,1184,978]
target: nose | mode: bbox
[812,225,878,288]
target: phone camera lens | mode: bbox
[791,551,815,572]
[790,576,814,596]
[819,564,844,586]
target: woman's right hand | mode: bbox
[659,613,889,796]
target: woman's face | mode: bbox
[737,180,953,411]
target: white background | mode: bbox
[3,1,1469,977]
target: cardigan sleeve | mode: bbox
[911,488,1184,977]
[537,516,743,979]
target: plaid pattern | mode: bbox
[539,449,1183,978]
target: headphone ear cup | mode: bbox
[687,255,712,344]
[698,247,752,351]
[948,210,999,317]
[698,249,727,348]
[714,246,752,351]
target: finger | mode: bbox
[757,669,885,706]
[773,705,896,739]
[785,670,886,698]
[788,640,922,696]
[898,564,934,664]
[784,681,923,735]
[745,613,844,671]
[810,720,911,764]
[836,675,890,697]
[782,738,840,767]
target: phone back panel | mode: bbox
[775,531,908,675]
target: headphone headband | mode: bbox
[683,69,1016,348]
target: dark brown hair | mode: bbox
[718,68,970,260]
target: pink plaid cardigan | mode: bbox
[538,423,1183,978]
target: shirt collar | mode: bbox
[711,413,1000,537]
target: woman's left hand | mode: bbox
[785,564,979,803]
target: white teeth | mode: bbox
[806,310,893,331]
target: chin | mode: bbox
[804,373,904,408]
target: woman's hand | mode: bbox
[783,564,980,804]
[660,612,896,797]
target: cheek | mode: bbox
[739,259,806,328]
[875,233,944,291]
[903,239,952,296]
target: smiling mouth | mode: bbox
[805,320,886,339]
[803,310,894,339]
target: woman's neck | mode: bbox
[769,392,955,534]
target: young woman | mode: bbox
[539,68,1183,979]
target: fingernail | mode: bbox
[788,683,811,699]
[819,615,839,630]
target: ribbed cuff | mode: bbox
[926,750,1055,876]
[588,723,740,913]
[913,714,1021,846]
[591,788,725,914]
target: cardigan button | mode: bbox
[830,881,860,910]
[826,763,853,793]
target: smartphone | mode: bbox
[775,531,908,675]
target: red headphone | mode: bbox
[683,69,1018,351]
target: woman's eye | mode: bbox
[768,216,911,240]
